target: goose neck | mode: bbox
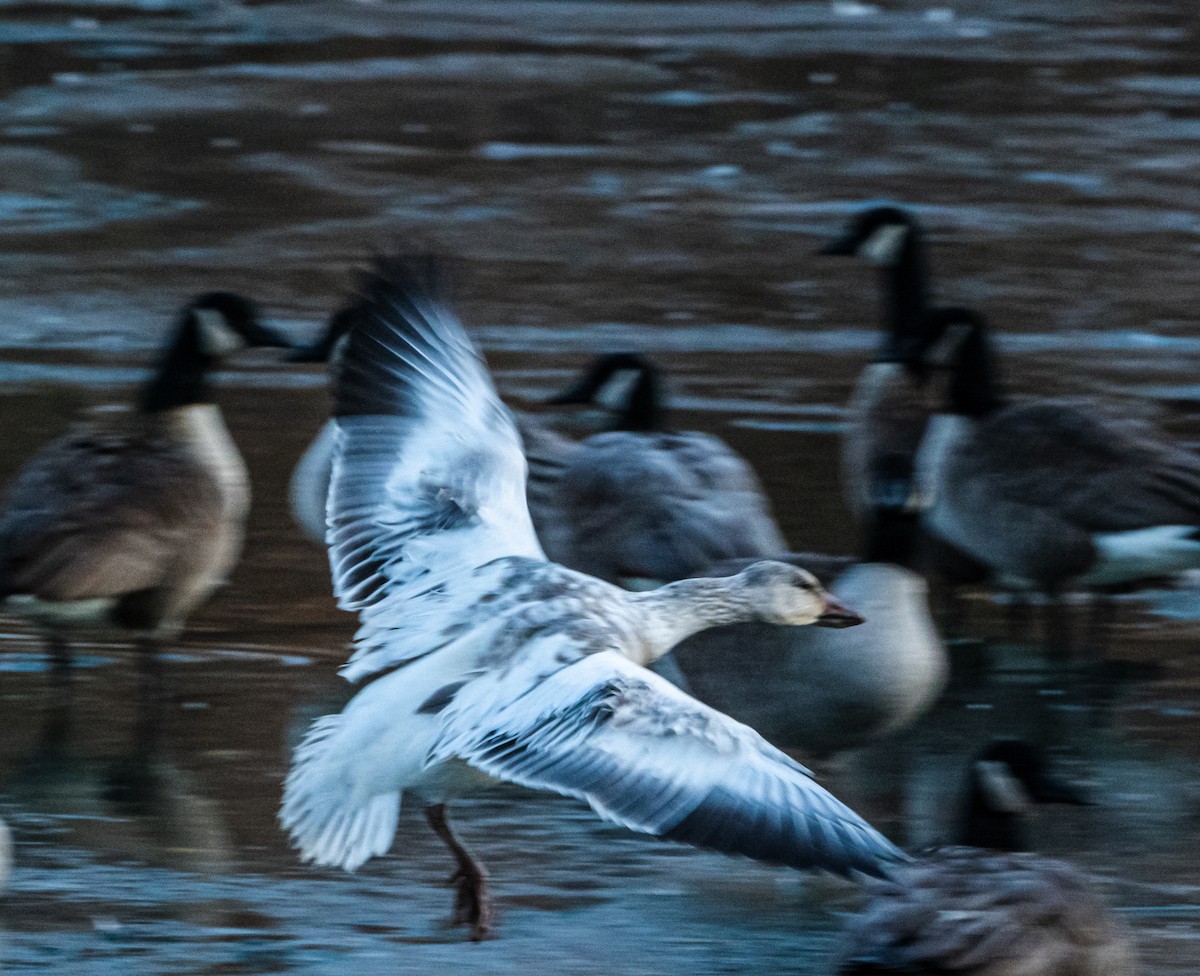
[630,577,755,659]
[140,318,214,413]
[879,238,930,365]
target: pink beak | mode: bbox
[815,594,865,629]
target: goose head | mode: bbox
[546,352,663,432]
[819,205,921,268]
[920,306,1002,417]
[820,205,931,369]
[140,293,290,412]
[961,739,1088,850]
[734,561,865,628]
[184,291,291,359]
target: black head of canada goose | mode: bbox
[0,293,291,666]
[544,351,663,432]
[821,205,939,526]
[834,740,1134,976]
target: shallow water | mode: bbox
[2,0,1200,971]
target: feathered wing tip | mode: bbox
[278,714,401,871]
[333,250,481,420]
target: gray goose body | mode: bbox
[0,294,288,651]
[527,418,787,588]
[918,309,1200,592]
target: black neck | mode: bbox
[879,232,930,368]
[863,508,919,566]
[613,368,663,432]
[947,321,1003,417]
[139,318,214,413]
[959,782,1025,851]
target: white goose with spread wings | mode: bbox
[278,256,905,940]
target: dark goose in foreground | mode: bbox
[0,294,289,667]
[278,255,904,941]
[835,741,1136,976]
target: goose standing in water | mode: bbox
[278,255,905,941]
[834,740,1136,976]
[0,293,290,669]
[524,352,787,588]
[819,205,938,528]
[915,306,1200,649]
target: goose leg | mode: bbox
[45,631,72,681]
[424,803,492,940]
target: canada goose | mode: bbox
[915,306,1200,647]
[526,352,788,588]
[0,293,290,667]
[834,740,1136,976]
[278,254,903,942]
[672,476,947,757]
[820,205,938,528]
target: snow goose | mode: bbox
[525,352,788,587]
[915,306,1200,648]
[0,294,290,668]
[833,741,1135,976]
[820,205,939,528]
[278,254,905,940]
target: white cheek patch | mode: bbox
[195,308,248,356]
[593,368,644,411]
[974,760,1031,814]
[858,224,909,266]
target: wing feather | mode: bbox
[430,648,905,877]
[325,255,543,675]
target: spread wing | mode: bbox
[0,427,221,600]
[430,647,905,877]
[535,430,788,585]
[326,254,544,672]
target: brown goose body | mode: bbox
[0,407,245,635]
[930,398,1200,586]
[919,309,1200,591]
[0,293,287,652]
[835,742,1137,976]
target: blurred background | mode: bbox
[0,1,1198,972]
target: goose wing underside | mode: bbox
[327,255,544,671]
[430,647,904,878]
[0,431,220,600]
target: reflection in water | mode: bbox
[2,662,232,877]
